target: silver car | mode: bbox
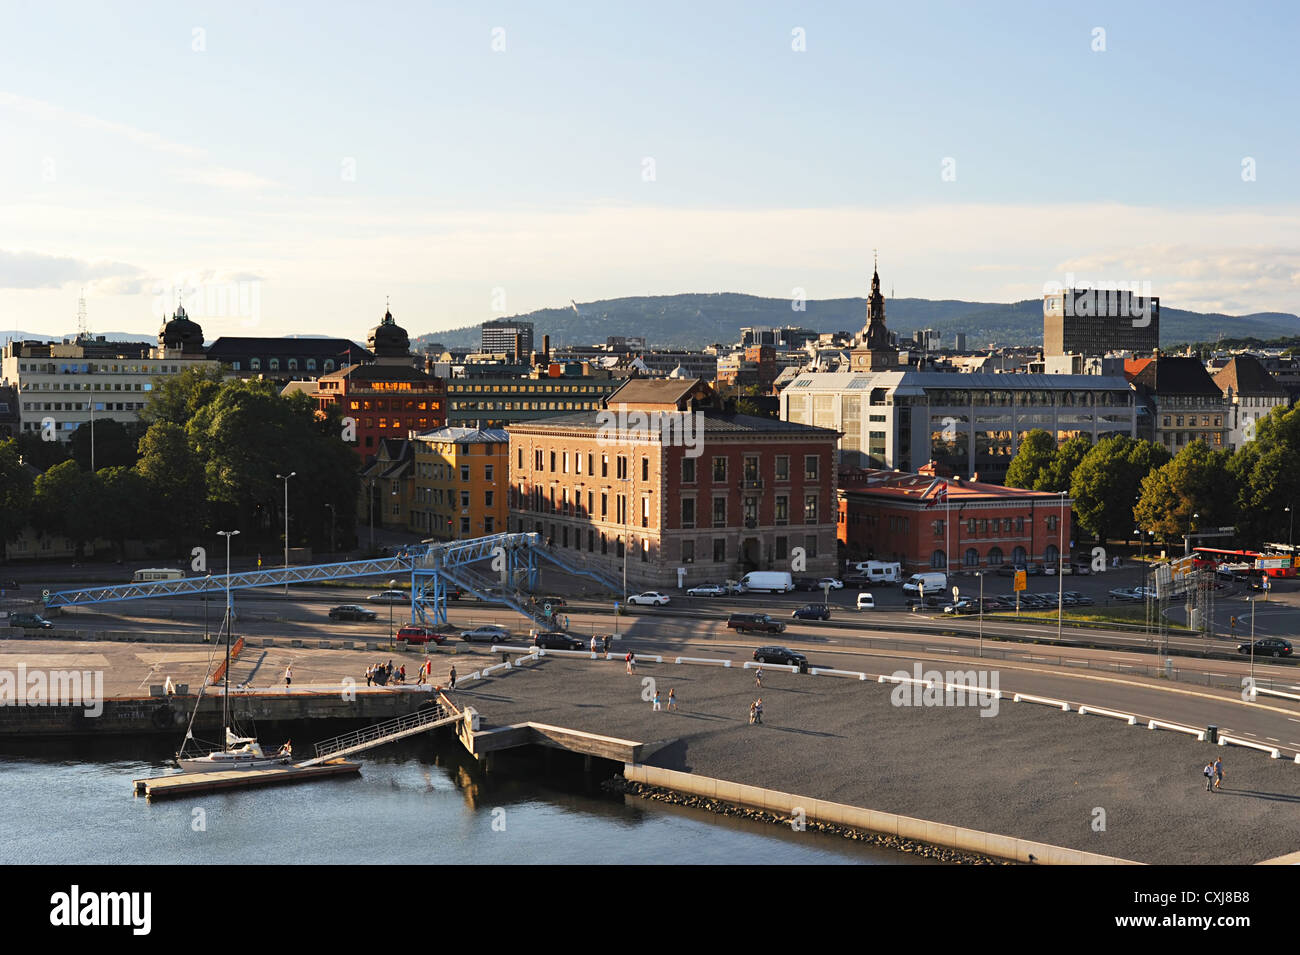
[461,625,510,643]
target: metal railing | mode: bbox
[305,703,457,764]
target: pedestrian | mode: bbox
[1214,757,1224,790]
[1203,762,1214,792]
[591,635,600,655]
[626,651,636,674]
[755,666,763,688]
[449,665,457,689]
[748,700,758,725]
[652,689,661,711]
[755,698,763,724]
[284,664,292,689]
[399,664,406,684]
[603,634,612,654]
[365,664,373,687]
[667,688,677,711]
[416,661,426,685]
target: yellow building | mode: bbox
[411,427,509,540]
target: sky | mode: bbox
[2,0,1298,342]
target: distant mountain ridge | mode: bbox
[413,294,1300,352]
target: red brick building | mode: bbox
[508,378,840,590]
[314,363,446,461]
[837,464,1073,574]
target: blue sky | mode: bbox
[2,0,1298,341]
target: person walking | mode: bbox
[591,635,600,655]
[448,665,457,689]
[755,666,763,688]
[625,651,636,674]
[416,661,426,685]
[1213,757,1224,790]
[284,664,293,689]
[652,689,662,711]
[667,688,677,711]
[748,700,758,725]
[1203,762,1214,792]
[603,634,613,654]
[754,698,764,724]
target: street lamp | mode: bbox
[1057,491,1065,643]
[1249,595,1256,687]
[277,471,296,595]
[388,578,397,649]
[976,571,984,657]
[1287,505,1294,550]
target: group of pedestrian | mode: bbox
[590,635,614,655]
[365,660,404,686]
[1202,757,1225,792]
[651,688,678,712]
[748,698,764,725]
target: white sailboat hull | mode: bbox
[176,751,293,773]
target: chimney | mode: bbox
[542,334,550,362]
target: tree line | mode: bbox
[0,368,360,561]
[1004,407,1300,547]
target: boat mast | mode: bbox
[223,606,230,751]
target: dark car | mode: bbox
[1237,638,1292,658]
[791,604,830,621]
[396,625,445,645]
[727,612,786,634]
[329,605,378,621]
[905,595,944,609]
[534,631,584,651]
[7,612,53,629]
[753,646,809,672]
[793,577,821,592]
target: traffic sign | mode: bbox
[1013,571,1027,592]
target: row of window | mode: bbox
[932,515,1060,537]
[414,488,496,509]
[22,401,144,413]
[413,512,497,536]
[1163,432,1224,447]
[413,460,495,481]
[344,399,438,412]
[518,447,821,484]
[22,381,152,392]
[1161,415,1223,428]
[514,518,821,564]
[18,362,183,375]
[513,486,822,527]
[448,383,610,394]
[927,545,1058,568]
[229,358,335,372]
[450,400,601,412]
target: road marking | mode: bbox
[1289,718,1300,724]
[1267,737,1280,742]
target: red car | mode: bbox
[396,625,445,645]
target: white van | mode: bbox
[902,572,946,596]
[852,561,902,584]
[737,571,794,593]
[856,592,875,610]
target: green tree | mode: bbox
[97,466,152,560]
[1135,441,1236,544]
[31,460,98,557]
[0,439,34,551]
[1229,404,1300,546]
[1004,429,1055,489]
[1070,436,1171,542]
[136,421,208,551]
[16,432,70,472]
[139,364,225,427]
[69,418,145,472]
[1039,434,1092,492]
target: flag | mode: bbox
[925,483,948,508]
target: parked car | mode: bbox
[396,625,445,645]
[1237,638,1292,658]
[1108,587,1142,601]
[626,591,671,606]
[461,625,510,643]
[817,577,844,590]
[368,590,407,603]
[856,592,875,611]
[791,604,830,621]
[686,583,727,597]
[943,598,984,615]
[534,631,584,651]
[905,595,944,609]
[727,612,786,634]
[1063,591,1094,606]
[753,646,809,672]
[793,577,822,592]
[329,605,378,621]
[7,612,53,629]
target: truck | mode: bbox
[850,560,902,584]
[737,571,794,593]
[727,613,787,634]
[902,571,947,596]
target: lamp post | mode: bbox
[1287,505,1295,550]
[388,577,397,649]
[1057,491,1065,643]
[277,471,295,595]
[1249,596,1256,687]
[216,530,239,750]
[977,571,984,658]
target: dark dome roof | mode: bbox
[367,306,410,358]
[158,304,205,354]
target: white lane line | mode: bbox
[1267,737,1280,742]
[1289,718,1300,724]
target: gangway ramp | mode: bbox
[297,702,461,767]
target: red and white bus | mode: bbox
[1192,547,1297,578]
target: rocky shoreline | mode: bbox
[603,777,1010,864]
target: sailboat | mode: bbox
[175,598,292,773]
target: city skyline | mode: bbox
[3,1,1298,340]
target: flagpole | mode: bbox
[945,481,951,581]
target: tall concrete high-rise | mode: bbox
[1044,289,1159,357]
[481,319,535,361]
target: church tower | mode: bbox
[850,254,900,372]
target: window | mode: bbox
[775,536,787,560]
[712,457,727,481]
[484,516,494,534]
[641,496,650,528]
[485,490,494,507]
[460,517,470,535]
[931,550,947,569]
[804,495,818,523]
[1045,543,1060,565]
[804,455,819,480]
[485,464,494,482]
[713,539,726,562]
[601,455,609,477]
[743,456,759,481]
[641,457,649,481]
[461,490,470,508]
[641,539,649,562]
[682,499,696,528]
[964,548,979,567]
[682,458,696,483]
[563,452,569,474]
[461,465,470,482]
[682,539,695,564]
[1046,515,1058,532]
[550,451,556,472]
[601,493,607,518]
[713,497,727,527]
[775,496,788,525]
[987,546,1003,566]
[933,519,945,537]
[1012,545,1027,565]
[967,518,977,535]
[775,456,789,481]
[804,535,818,559]
[617,456,627,480]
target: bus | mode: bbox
[133,568,184,582]
[1191,547,1296,578]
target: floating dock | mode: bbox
[133,759,361,800]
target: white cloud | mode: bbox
[0,249,143,290]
